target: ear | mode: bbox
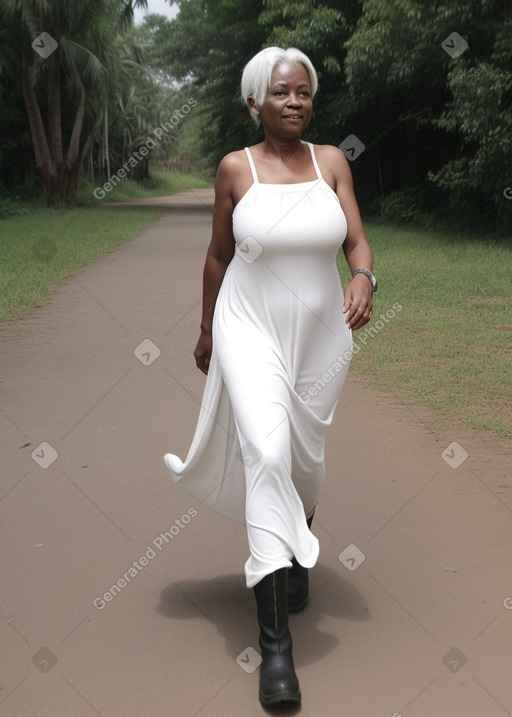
[246,95,260,118]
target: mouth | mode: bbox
[283,115,303,120]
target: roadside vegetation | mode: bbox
[0,0,510,438]
[338,223,512,438]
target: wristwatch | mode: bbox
[352,268,378,294]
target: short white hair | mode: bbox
[241,47,318,125]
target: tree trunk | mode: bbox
[47,52,63,165]
[23,60,86,204]
[62,82,86,201]
[21,60,57,205]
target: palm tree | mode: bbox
[1,0,149,205]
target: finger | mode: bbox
[351,315,371,331]
[348,304,372,329]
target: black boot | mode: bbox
[253,568,301,707]
[288,513,314,613]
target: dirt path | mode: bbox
[1,191,511,716]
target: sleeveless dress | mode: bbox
[165,142,353,587]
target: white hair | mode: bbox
[241,47,318,125]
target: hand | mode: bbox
[193,330,213,375]
[343,274,373,330]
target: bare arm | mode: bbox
[193,155,237,374]
[330,148,374,330]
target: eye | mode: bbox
[274,90,287,96]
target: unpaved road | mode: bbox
[1,190,511,716]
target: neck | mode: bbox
[262,135,303,161]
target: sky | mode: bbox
[133,0,179,25]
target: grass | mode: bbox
[0,170,213,322]
[75,169,213,205]
[0,206,165,322]
[1,171,510,439]
[337,221,512,439]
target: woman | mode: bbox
[165,46,376,708]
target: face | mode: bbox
[250,61,313,135]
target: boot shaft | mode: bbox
[253,568,293,657]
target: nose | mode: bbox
[287,92,302,107]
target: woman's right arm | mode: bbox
[193,155,238,374]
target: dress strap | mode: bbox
[306,142,323,180]
[244,147,259,184]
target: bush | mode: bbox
[0,197,29,220]
[379,188,434,229]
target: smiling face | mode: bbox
[250,61,313,137]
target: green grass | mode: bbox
[0,205,165,322]
[2,177,510,440]
[337,221,512,439]
[0,170,214,323]
[75,169,213,205]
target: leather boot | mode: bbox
[288,513,314,613]
[253,568,301,707]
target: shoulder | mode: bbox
[308,143,355,198]
[216,149,249,181]
[311,143,350,171]
[311,143,353,193]
[213,150,251,210]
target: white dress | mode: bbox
[165,142,353,587]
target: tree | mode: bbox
[430,17,512,231]
[258,0,363,145]
[146,0,267,167]
[343,0,512,231]
[0,0,176,205]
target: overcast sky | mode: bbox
[133,0,179,25]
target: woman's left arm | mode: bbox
[329,147,374,331]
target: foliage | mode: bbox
[0,0,183,203]
[342,0,512,232]
[0,198,30,220]
[148,0,511,234]
[378,188,434,229]
[139,0,267,166]
[0,0,510,232]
